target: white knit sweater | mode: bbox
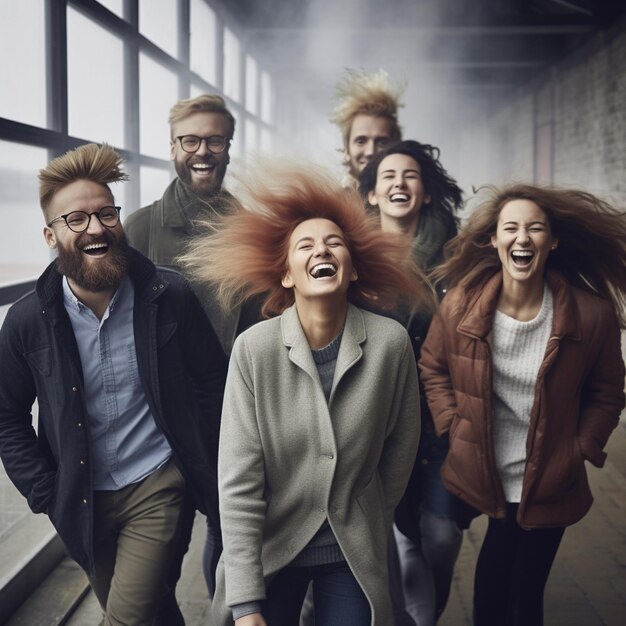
[492,285,554,502]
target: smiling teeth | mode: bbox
[390,193,409,202]
[192,163,211,169]
[83,243,107,251]
[310,263,336,278]
[511,251,533,257]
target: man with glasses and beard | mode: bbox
[0,143,227,626]
[125,94,256,356]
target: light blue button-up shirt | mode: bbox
[63,275,171,490]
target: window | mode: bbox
[0,141,50,281]
[246,55,258,114]
[139,53,178,159]
[98,0,125,20]
[245,119,258,153]
[190,82,209,99]
[190,0,217,85]
[139,0,179,59]
[223,27,241,102]
[0,0,47,128]
[261,71,273,125]
[67,7,125,147]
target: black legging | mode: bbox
[473,503,564,626]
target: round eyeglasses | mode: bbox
[175,134,229,154]
[47,206,121,233]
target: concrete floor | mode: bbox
[439,422,626,626]
[63,423,626,626]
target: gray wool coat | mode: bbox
[210,303,421,625]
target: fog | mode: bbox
[242,0,522,196]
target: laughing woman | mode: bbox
[181,162,434,626]
[419,184,626,626]
[359,140,474,626]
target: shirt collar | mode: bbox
[62,275,130,315]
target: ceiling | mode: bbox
[222,0,626,113]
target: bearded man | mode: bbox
[124,94,254,356]
[0,143,227,626]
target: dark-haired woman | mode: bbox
[359,139,475,626]
[182,161,435,626]
[419,184,626,626]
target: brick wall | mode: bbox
[457,18,626,209]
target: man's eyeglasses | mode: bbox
[175,135,229,154]
[47,206,121,233]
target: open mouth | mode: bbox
[190,162,215,176]
[82,242,109,257]
[390,193,410,203]
[310,263,337,279]
[511,250,534,266]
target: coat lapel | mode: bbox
[281,304,319,382]
[331,304,365,398]
[280,303,366,395]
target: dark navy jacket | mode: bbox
[0,248,227,576]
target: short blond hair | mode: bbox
[168,94,236,139]
[330,69,403,148]
[38,143,128,214]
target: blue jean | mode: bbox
[393,415,474,626]
[394,513,462,626]
[264,560,371,626]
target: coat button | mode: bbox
[80,459,85,465]
[153,286,158,291]
[327,454,334,459]
[77,422,82,427]
[82,498,88,505]
[71,386,78,392]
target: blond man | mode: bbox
[330,69,404,187]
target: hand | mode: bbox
[235,613,266,626]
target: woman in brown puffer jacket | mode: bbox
[419,183,626,626]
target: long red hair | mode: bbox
[180,159,434,317]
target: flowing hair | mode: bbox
[434,183,626,327]
[180,159,435,318]
[330,69,403,149]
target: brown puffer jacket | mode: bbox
[419,270,625,529]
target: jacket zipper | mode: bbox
[518,334,561,523]
[480,337,507,518]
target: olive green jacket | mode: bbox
[124,179,244,354]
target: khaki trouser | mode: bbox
[88,459,186,626]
